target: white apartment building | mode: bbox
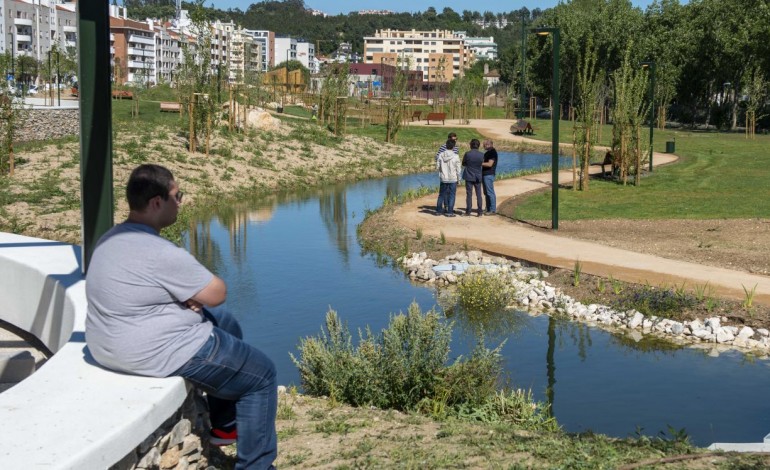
[153,23,182,85]
[456,33,498,61]
[274,36,296,68]
[295,41,316,73]
[1,0,78,72]
[363,29,472,83]
[230,29,262,82]
[210,19,233,77]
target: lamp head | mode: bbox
[531,27,557,36]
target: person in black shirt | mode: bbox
[481,139,498,214]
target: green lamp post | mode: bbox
[532,27,560,230]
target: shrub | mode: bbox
[291,302,504,412]
[612,285,697,319]
[456,270,515,314]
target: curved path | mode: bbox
[399,118,770,305]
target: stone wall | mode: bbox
[110,389,213,470]
[18,108,80,142]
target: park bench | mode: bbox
[425,112,446,125]
[600,151,620,177]
[510,119,534,135]
[111,90,134,100]
[411,110,422,121]
[160,101,181,112]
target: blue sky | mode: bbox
[212,0,660,14]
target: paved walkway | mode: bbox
[399,118,770,305]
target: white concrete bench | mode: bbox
[0,232,189,469]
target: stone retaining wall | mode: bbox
[18,108,79,142]
[111,390,212,470]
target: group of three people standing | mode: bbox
[436,132,498,217]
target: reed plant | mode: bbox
[572,260,582,287]
[742,284,758,309]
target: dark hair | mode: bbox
[445,139,455,150]
[470,138,480,149]
[448,132,457,139]
[126,164,175,211]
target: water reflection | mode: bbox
[318,186,349,263]
[181,154,770,446]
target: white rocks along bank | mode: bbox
[399,251,770,356]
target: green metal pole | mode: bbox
[78,0,113,272]
[649,62,655,172]
[56,49,60,106]
[551,29,560,230]
[519,15,526,119]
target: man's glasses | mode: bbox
[174,191,184,203]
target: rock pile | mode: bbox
[399,251,770,355]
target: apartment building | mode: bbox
[295,41,315,73]
[2,0,77,65]
[153,23,182,85]
[363,29,472,83]
[274,36,296,68]
[110,15,156,85]
[230,29,262,82]
[242,29,274,71]
[210,19,233,75]
[457,33,498,61]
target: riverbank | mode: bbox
[0,118,434,243]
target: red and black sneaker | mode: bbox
[209,424,237,446]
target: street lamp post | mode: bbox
[56,47,60,106]
[8,32,14,82]
[519,14,527,119]
[641,61,655,172]
[532,27,560,230]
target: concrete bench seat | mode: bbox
[0,232,189,469]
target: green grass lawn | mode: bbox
[514,119,770,220]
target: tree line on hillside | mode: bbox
[126,0,770,130]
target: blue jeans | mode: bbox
[174,308,277,470]
[482,174,496,213]
[439,182,457,214]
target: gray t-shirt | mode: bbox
[85,222,214,377]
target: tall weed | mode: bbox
[291,302,505,412]
[456,270,516,314]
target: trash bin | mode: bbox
[665,141,675,153]
[276,106,284,113]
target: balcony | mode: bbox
[16,35,32,43]
[14,18,33,27]
[128,47,154,58]
[128,34,154,46]
[63,26,77,34]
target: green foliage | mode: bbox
[612,285,697,319]
[291,303,506,413]
[456,270,516,314]
[450,388,558,431]
[742,284,758,309]
[572,259,582,287]
[573,38,605,191]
